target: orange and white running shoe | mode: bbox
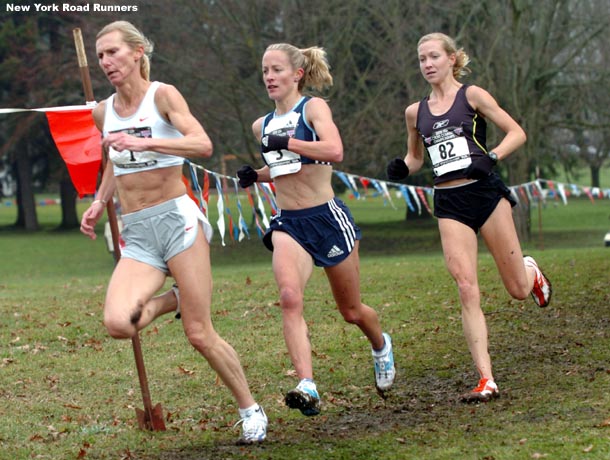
[523,255,552,308]
[460,378,499,403]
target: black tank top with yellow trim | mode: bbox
[416,85,488,185]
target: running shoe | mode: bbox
[235,405,267,444]
[460,378,499,403]
[523,256,552,307]
[285,379,320,416]
[372,332,396,392]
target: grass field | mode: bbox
[0,192,609,459]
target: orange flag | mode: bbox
[45,109,101,197]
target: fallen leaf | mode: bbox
[178,366,195,375]
[63,403,82,410]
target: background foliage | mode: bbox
[0,0,609,230]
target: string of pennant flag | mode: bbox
[1,104,609,245]
[183,159,610,246]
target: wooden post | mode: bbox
[536,166,544,250]
[72,28,165,431]
[220,154,236,194]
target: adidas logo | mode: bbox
[327,245,344,258]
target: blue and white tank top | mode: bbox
[260,96,330,179]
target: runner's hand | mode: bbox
[386,158,410,181]
[464,155,495,179]
[237,165,258,188]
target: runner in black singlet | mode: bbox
[387,32,552,403]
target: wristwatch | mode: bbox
[488,151,499,164]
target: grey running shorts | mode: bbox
[120,194,213,273]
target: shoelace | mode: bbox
[375,354,393,372]
[473,379,495,393]
[234,413,265,439]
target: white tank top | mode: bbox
[103,81,184,176]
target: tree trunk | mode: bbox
[58,177,79,229]
[14,145,39,231]
[506,154,532,244]
[512,202,531,245]
[590,165,600,188]
[406,207,432,221]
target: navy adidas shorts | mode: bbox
[263,197,362,267]
[433,173,516,233]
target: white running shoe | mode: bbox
[524,256,552,307]
[372,332,396,392]
[285,379,321,416]
[460,378,499,403]
[235,405,267,444]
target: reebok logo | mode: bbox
[327,245,344,258]
[432,119,449,130]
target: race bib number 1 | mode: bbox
[108,126,157,169]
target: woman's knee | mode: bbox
[454,277,479,303]
[339,305,363,324]
[184,325,219,356]
[506,280,530,301]
[103,298,145,338]
[278,285,303,312]
[455,275,475,293]
[103,315,136,339]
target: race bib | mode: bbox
[427,136,471,177]
[108,126,158,169]
[262,111,303,178]
[263,148,301,179]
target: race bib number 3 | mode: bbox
[427,136,472,176]
[263,148,301,178]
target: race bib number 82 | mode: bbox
[428,136,472,176]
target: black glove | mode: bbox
[261,134,289,153]
[386,158,410,181]
[236,165,258,188]
[464,155,495,180]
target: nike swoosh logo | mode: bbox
[139,117,148,122]
[185,226,194,232]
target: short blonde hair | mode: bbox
[97,21,154,81]
[418,32,471,79]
